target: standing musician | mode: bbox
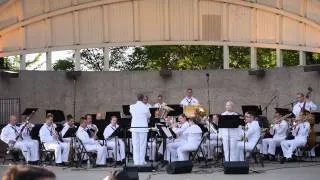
[153,95,167,108]
[236,112,260,161]
[220,101,239,161]
[180,88,199,106]
[85,114,99,139]
[292,92,317,118]
[280,111,311,163]
[175,118,202,161]
[1,115,39,164]
[130,94,151,165]
[76,118,108,166]
[103,116,125,164]
[203,114,222,160]
[61,115,77,142]
[261,110,288,160]
[143,95,152,108]
[39,114,70,166]
[166,114,190,161]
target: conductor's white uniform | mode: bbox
[220,111,240,161]
[103,124,125,161]
[177,124,202,161]
[76,126,108,165]
[237,120,260,161]
[281,121,310,158]
[39,123,70,164]
[130,101,151,165]
[261,120,288,155]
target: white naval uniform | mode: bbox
[61,123,74,143]
[237,121,260,161]
[0,124,37,162]
[202,123,222,159]
[19,122,39,161]
[292,101,317,118]
[103,124,125,161]
[39,123,70,164]
[166,121,190,162]
[180,97,199,106]
[220,111,240,162]
[76,126,108,165]
[176,124,202,161]
[281,121,310,158]
[261,120,288,155]
[153,102,167,108]
[130,101,151,165]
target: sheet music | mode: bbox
[161,126,173,138]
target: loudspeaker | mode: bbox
[248,69,265,77]
[123,167,139,180]
[166,160,193,174]
[224,161,249,174]
[66,71,81,80]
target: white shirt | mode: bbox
[145,103,152,108]
[271,120,288,140]
[172,121,189,140]
[0,124,20,144]
[130,101,151,132]
[293,101,317,118]
[20,122,35,140]
[153,102,167,108]
[220,111,239,137]
[293,121,310,141]
[180,97,199,106]
[239,120,260,144]
[76,126,96,145]
[103,124,119,140]
[39,123,57,143]
[183,124,202,143]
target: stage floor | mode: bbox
[0,160,320,180]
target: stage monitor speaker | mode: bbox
[123,167,139,180]
[66,71,81,80]
[166,160,193,174]
[224,161,249,174]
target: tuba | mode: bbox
[159,105,174,120]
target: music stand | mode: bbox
[46,110,65,122]
[167,104,183,116]
[149,117,160,127]
[218,115,243,162]
[242,105,266,128]
[105,111,121,122]
[63,127,78,138]
[156,123,176,163]
[22,108,38,116]
[149,108,158,118]
[122,105,131,116]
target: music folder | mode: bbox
[63,127,78,138]
[108,127,124,139]
[156,124,176,139]
[218,115,244,128]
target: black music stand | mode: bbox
[122,105,131,116]
[105,111,121,122]
[106,126,126,167]
[242,105,267,128]
[46,110,65,122]
[22,108,38,116]
[63,127,78,138]
[219,115,243,162]
[167,104,183,116]
[156,123,176,163]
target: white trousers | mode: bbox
[261,138,283,155]
[202,138,222,159]
[85,143,108,165]
[158,138,174,160]
[132,132,148,165]
[281,139,307,158]
[237,141,256,161]
[106,138,125,161]
[222,136,239,161]
[44,142,70,163]
[177,141,200,161]
[167,140,186,162]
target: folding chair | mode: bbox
[39,142,55,165]
[75,138,97,168]
[191,132,209,163]
[247,136,264,167]
[0,140,24,164]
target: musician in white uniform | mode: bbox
[280,112,311,163]
[85,114,99,139]
[220,101,240,161]
[153,95,167,108]
[261,111,288,160]
[237,112,260,161]
[203,114,222,159]
[180,88,199,106]
[76,118,108,166]
[176,118,202,161]
[103,116,125,163]
[0,115,38,163]
[292,92,317,118]
[130,94,151,165]
[61,115,76,143]
[166,114,190,162]
[39,114,70,165]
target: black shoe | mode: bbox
[280,157,285,164]
[96,164,108,168]
[269,155,276,161]
[56,163,64,167]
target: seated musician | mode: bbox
[236,111,260,161]
[103,116,125,164]
[280,111,311,163]
[171,118,202,161]
[202,114,222,160]
[76,118,108,166]
[39,113,70,166]
[85,114,99,139]
[261,110,288,160]
[61,115,77,143]
[153,94,167,108]
[166,114,190,161]
[180,88,199,106]
[1,115,39,164]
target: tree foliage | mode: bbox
[53,58,74,71]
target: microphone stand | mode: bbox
[262,95,277,117]
[206,73,211,167]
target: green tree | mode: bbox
[257,48,276,69]
[229,46,250,69]
[283,50,299,66]
[53,58,75,71]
